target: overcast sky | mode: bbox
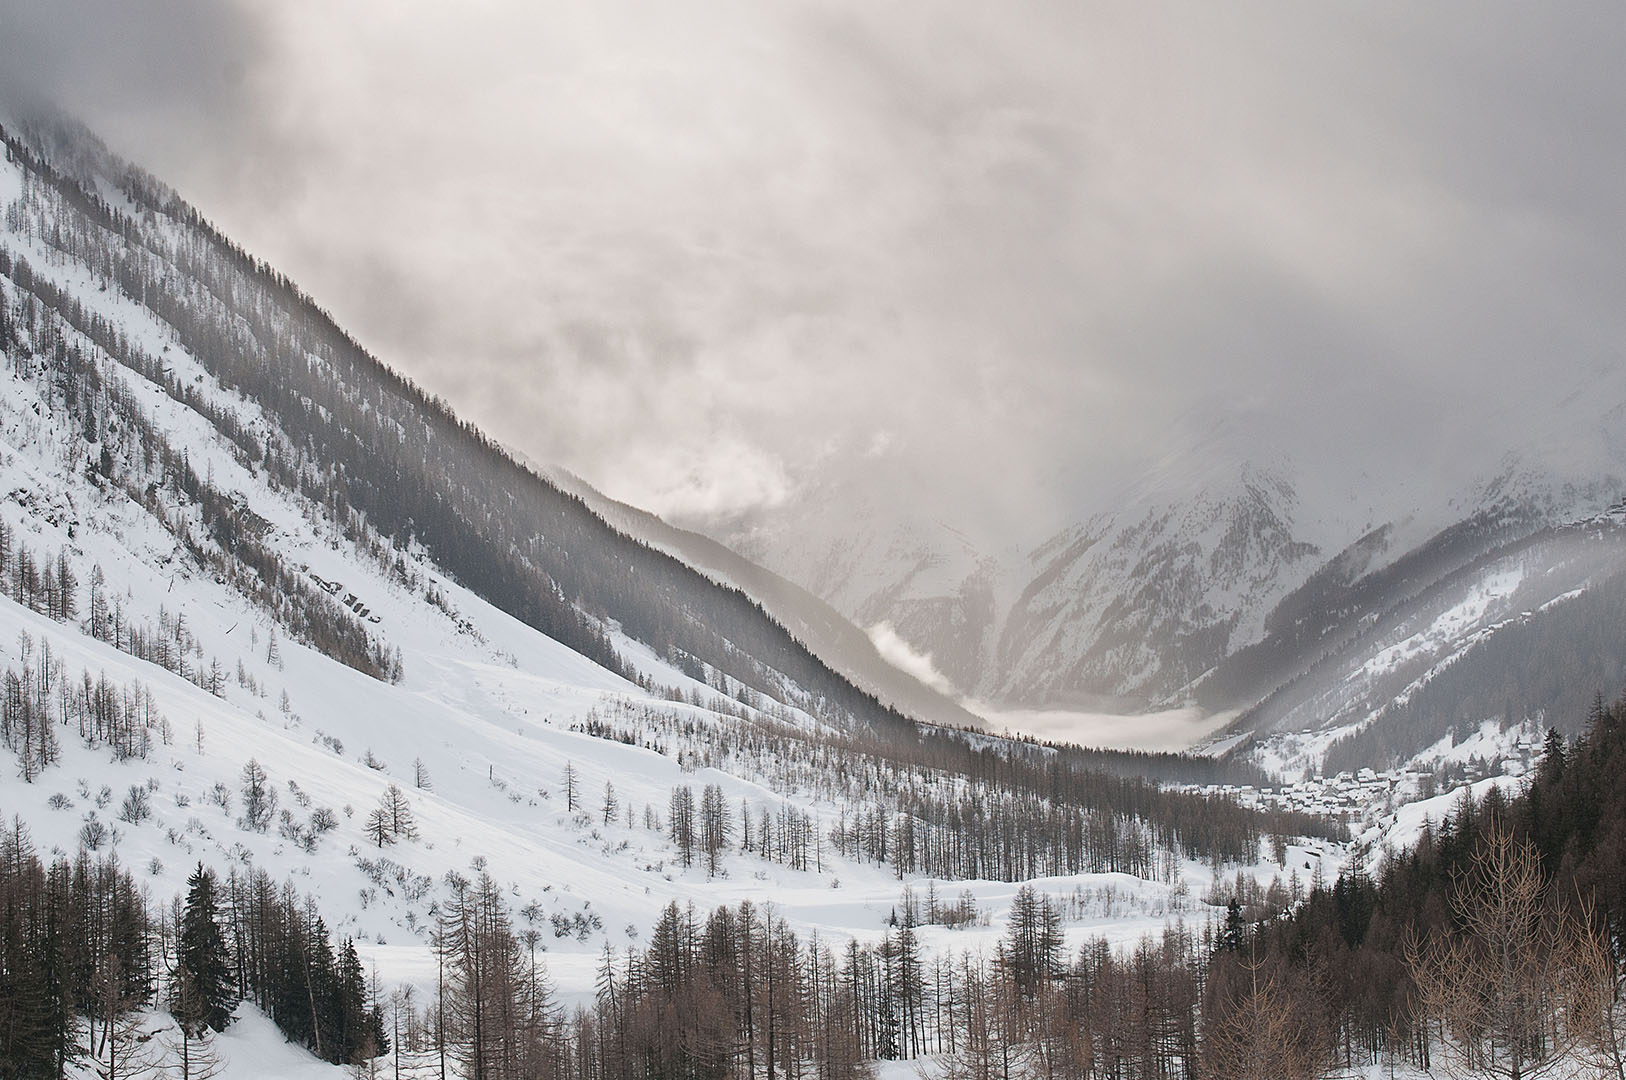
[3,1,1624,537]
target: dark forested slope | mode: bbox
[1,116,916,738]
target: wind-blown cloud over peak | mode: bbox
[3,1,1622,543]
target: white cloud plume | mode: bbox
[867,622,957,697]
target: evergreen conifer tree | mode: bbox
[173,863,236,1033]
[1220,897,1247,953]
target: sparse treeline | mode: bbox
[0,822,386,1078]
[0,817,1298,1080]
[563,697,1626,1079]
[0,630,169,780]
[584,697,1336,882]
[2,497,253,702]
[394,871,1211,1080]
[0,257,404,684]
[0,520,78,624]
[543,694,1626,1079]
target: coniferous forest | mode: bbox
[7,692,1626,1079]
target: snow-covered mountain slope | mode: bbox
[710,463,1010,702]
[0,116,866,967]
[700,376,1626,764]
[544,464,987,731]
[0,111,1311,1038]
[710,457,1357,710]
[0,112,927,748]
[1215,504,1626,772]
[988,463,1322,706]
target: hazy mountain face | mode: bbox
[702,382,1626,715]
[5,3,1625,735]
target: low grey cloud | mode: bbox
[4,2,1623,538]
[0,0,266,171]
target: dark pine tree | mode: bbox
[1219,898,1247,954]
[174,863,237,1034]
[331,938,387,1065]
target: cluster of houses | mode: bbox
[1180,730,1542,826]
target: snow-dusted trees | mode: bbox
[0,825,388,1075]
[383,783,417,839]
[0,823,155,1078]
[1,635,169,777]
[633,782,744,876]
[174,864,236,1034]
[88,563,110,641]
[1001,884,1065,996]
[439,872,551,1080]
[237,759,277,833]
[580,694,1320,889]
[366,784,418,847]
[583,896,1112,1077]
[365,806,393,849]
[2,663,58,781]
[218,868,386,1066]
[938,953,1032,1080]
[700,783,730,877]
[668,785,696,868]
[1407,829,1598,1080]
[0,521,81,626]
[48,551,77,622]
[562,761,578,813]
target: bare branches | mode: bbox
[1203,956,1334,1080]
[1566,893,1626,1080]
[1406,828,1598,1080]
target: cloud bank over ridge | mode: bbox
[3,1,1623,538]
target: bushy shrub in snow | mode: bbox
[118,784,152,823]
[79,813,108,850]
